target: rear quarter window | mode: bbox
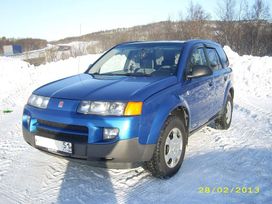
[206,48,222,70]
[216,47,229,68]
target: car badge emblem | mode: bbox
[58,101,64,108]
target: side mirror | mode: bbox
[210,62,217,68]
[187,65,212,79]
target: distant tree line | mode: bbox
[0,37,47,54]
[1,0,271,57]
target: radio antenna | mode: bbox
[77,23,82,74]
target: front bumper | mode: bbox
[22,103,155,165]
[23,127,154,163]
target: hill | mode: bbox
[2,20,271,57]
[52,20,272,56]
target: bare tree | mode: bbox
[238,0,251,20]
[251,0,270,20]
[186,1,211,20]
[248,0,271,54]
[216,0,237,47]
[183,1,211,39]
[217,0,237,21]
[162,16,174,40]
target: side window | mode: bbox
[206,48,222,71]
[217,47,229,67]
[188,48,207,72]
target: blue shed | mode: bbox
[3,44,22,56]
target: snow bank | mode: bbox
[0,54,101,111]
[0,57,32,99]
[224,46,272,98]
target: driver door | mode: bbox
[183,46,215,131]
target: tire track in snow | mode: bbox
[0,119,28,182]
[0,159,12,180]
[235,97,272,123]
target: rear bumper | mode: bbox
[23,126,155,164]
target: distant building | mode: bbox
[3,45,22,56]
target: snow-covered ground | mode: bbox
[10,41,99,64]
[0,47,271,204]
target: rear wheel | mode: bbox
[144,115,187,178]
[215,93,233,129]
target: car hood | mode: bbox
[34,74,178,101]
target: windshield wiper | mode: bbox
[88,72,99,77]
[89,72,151,77]
[122,72,151,77]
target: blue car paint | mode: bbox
[139,86,187,144]
[23,102,140,144]
[23,40,233,148]
[33,74,177,101]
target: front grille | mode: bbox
[37,119,88,133]
[36,119,88,143]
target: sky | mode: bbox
[1,0,271,41]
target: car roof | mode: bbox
[117,39,221,47]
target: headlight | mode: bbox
[27,94,50,109]
[77,101,142,116]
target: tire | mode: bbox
[215,93,233,130]
[144,115,187,178]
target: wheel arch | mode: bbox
[229,87,234,100]
[223,82,234,106]
[141,98,190,145]
[169,106,189,145]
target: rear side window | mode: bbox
[206,48,222,71]
[188,48,207,72]
[216,47,229,67]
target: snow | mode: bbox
[0,54,100,115]
[57,41,98,49]
[225,46,272,98]
[11,41,99,62]
[0,47,272,203]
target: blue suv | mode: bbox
[22,40,234,178]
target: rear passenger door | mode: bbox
[205,46,228,114]
[183,46,215,130]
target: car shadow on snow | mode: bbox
[56,159,119,203]
[56,148,272,204]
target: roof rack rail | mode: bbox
[117,41,143,45]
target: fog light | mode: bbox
[26,115,31,127]
[23,114,31,128]
[103,128,119,140]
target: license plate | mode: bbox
[35,136,72,154]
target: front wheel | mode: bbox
[144,115,187,178]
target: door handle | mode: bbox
[224,76,228,81]
[208,81,213,86]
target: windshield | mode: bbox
[88,44,183,77]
